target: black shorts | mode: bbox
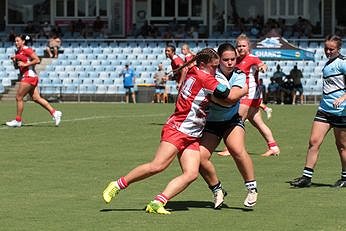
[124,86,134,93]
[204,114,244,138]
[314,110,346,128]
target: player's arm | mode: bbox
[258,62,267,73]
[213,82,248,104]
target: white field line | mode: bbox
[0,113,167,129]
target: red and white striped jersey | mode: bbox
[165,67,219,137]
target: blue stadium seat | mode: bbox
[95,85,107,94]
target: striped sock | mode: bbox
[154,193,168,205]
[116,177,128,189]
[268,141,278,149]
[341,170,346,181]
[302,167,314,179]
[209,181,222,193]
[245,180,257,191]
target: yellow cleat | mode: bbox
[102,181,120,204]
[145,201,171,215]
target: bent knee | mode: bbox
[184,171,199,182]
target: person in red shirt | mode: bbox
[5,34,62,128]
[102,48,240,214]
[165,44,185,90]
[236,33,279,157]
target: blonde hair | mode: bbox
[235,33,252,48]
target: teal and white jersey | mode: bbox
[207,67,246,121]
[319,55,346,116]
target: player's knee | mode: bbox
[184,170,199,182]
[149,163,167,174]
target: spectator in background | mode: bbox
[272,64,286,87]
[121,64,136,103]
[8,27,16,42]
[75,19,87,38]
[186,26,199,40]
[93,16,105,37]
[153,63,168,103]
[280,77,295,104]
[289,65,304,104]
[40,21,52,38]
[258,78,266,103]
[272,64,286,104]
[24,21,39,39]
[51,22,64,38]
[267,77,280,104]
[45,34,62,58]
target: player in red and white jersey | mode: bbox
[236,33,280,157]
[102,48,238,214]
[165,44,185,89]
[179,43,196,89]
[5,34,62,128]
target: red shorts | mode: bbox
[240,98,262,108]
[161,124,200,152]
[21,76,39,87]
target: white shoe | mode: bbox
[213,189,227,209]
[265,107,272,120]
[52,111,62,126]
[244,189,257,208]
[6,120,22,127]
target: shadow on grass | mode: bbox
[100,201,253,213]
[166,200,253,212]
[286,180,334,188]
[149,122,165,126]
[100,208,144,212]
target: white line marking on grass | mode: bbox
[0,113,168,129]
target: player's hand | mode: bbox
[333,97,345,108]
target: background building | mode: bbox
[0,0,345,39]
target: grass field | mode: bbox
[0,102,345,231]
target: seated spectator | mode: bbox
[135,20,150,38]
[45,35,62,58]
[93,16,105,37]
[24,21,39,39]
[40,21,52,38]
[75,19,87,38]
[51,22,64,38]
[267,77,280,104]
[8,27,16,42]
[186,26,199,40]
[280,77,295,104]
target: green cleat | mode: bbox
[102,181,120,204]
[145,201,171,215]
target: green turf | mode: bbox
[0,102,345,231]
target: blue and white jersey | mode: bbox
[319,55,346,116]
[207,67,246,121]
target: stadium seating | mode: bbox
[0,39,327,103]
